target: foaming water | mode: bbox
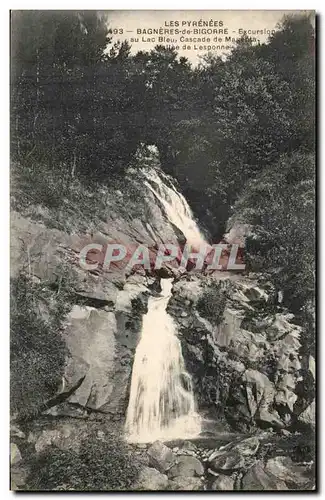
[144,169,206,247]
[125,279,201,443]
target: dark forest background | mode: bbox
[10,10,315,354]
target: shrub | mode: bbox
[10,266,76,418]
[197,282,227,325]
[26,430,141,491]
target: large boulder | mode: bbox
[211,474,235,490]
[64,307,117,411]
[265,456,313,490]
[168,455,204,478]
[169,476,203,490]
[52,276,149,418]
[243,370,283,428]
[134,467,168,490]
[147,441,176,473]
[242,461,288,490]
[298,401,315,428]
[209,437,259,472]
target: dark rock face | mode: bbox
[168,273,314,432]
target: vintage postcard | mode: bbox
[10,10,315,491]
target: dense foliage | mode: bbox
[197,282,227,325]
[26,430,141,491]
[10,269,76,417]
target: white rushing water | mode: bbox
[125,166,207,443]
[125,278,201,443]
[144,168,206,247]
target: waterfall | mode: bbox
[144,168,206,247]
[125,167,206,443]
[125,278,201,443]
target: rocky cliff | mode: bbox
[167,272,315,433]
[11,161,185,420]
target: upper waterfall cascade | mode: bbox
[144,168,206,247]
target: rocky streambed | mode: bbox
[132,434,315,491]
[10,417,315,491]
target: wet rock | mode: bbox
[134,466,168,490]
[10,443,22,465]
[169,476,203,490]
[147,441,176,473]
[168,455,204,478]
[211,474,235,490]
[242,461,288,490]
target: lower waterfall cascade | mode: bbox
[125,278,201,443]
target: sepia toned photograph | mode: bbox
[10,9,315,491]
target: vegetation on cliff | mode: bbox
[11,12,315,318]
[10,267,76,418]
[26,428,141,491]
